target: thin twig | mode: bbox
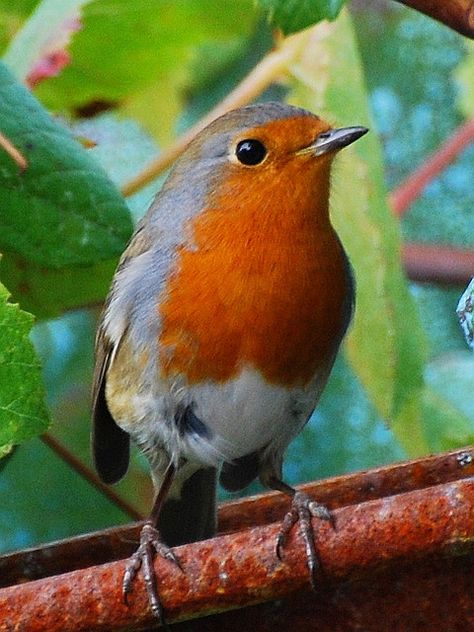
[390,119,474,216]
[40,433,143,521]
[402,243,474,285]
[394,0,474,38]
[0,131,27,170]
[121,34,307,197]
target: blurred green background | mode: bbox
[1,1,473,553]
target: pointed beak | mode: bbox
[299,126,368,157]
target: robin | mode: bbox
[92,101,367,620]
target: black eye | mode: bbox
[235,139,267,166]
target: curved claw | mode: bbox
[122,522,181,625]
[276,491,334,589]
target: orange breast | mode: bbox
[158,158,352,388]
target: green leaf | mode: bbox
[1,112,162,318]
[258,0,346,35]
[0,61,132,268]
[33,0,257,111]
[0,280,50,454]
[287,10,429,455]
[0,254,118,319]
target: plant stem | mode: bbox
[402,243,474,285]
[40,433,143,521]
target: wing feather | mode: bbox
[91,327,130,484]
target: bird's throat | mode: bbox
[158,169,352,387]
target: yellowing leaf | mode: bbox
[287,11,429,455]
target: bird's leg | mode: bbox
[268,476,334,589]
[123,462,182,622]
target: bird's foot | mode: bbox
[123,522,182,623]
[276,491,334,589]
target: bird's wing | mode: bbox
[91,319,131,485]
[91,220,165,484]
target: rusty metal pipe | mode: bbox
[0,452,473,631]
[1,447,472,588]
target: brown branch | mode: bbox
[394,0,474,38]
[390,119,474,216]
[402,243,474,285]
[0,447,473,631]
[40,433,143,521]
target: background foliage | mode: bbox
[0,0,473,553]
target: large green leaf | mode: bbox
[0,280,49,455]
[287,11,429,455]
[32,0,256,111]
[0,62,132,269]
[0,111,164,319]
[258,0,346,35]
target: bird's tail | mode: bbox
[158,467,218,547]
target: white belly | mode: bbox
[108,361,325,472]
[189,367,319,462]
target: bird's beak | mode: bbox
[298,126,368,157]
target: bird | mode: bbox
[92,101,368,620]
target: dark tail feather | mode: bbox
[219,451,260,491]
[158,467,217,547]
[92,377,130,484]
